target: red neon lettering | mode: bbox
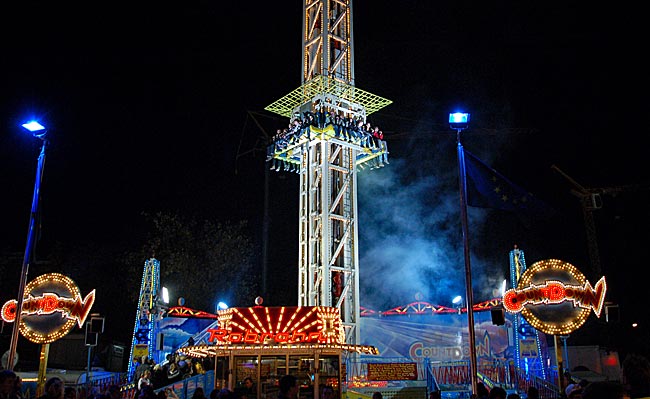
[291,330,306,342]
[1,301,17,322]
[503,290,522,312]
[41,295,58,313]
[204,328,334,345]
[1,290,95,327]
[244,331,259,343]
[546,283,564,301]
[502,277,606,316]
[207,329,227,343]
[275,333,289,343]
[68,291,96,327]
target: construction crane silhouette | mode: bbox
[551,164,649,279]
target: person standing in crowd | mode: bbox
[582,381,626,399]
[565,383,583,399]
[488,387,507,399]
[192,387,207,399]
[135,356,149,383]
[0,370,18,399]
[151,364,166,389]
[138,369,152,392]
[157,388,179,399]
[622,353,650,399]
[240,377,255,399]
[476,382,489,399]
[526,387,539,399]
[138,386,157,399]
[320,386,334,399]
[13,376,24,399]
[107,385,121,399]
[37,377,64,399]
[278,375,298,399]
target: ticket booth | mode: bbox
[177,305,378,399]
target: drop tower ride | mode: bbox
[265,0,392,346]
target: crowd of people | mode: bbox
[0,371,122,399]
[465,352,650,399]
[4,351,650,399]
[267,110,389,173]
[132,354,209,394]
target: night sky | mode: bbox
[1,2,648,361]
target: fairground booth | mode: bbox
[171,304,378,399]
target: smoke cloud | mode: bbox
[357,137,507,311]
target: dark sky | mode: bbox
[1,2,647,355]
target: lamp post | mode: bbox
[6,121,49,371]
[452,295,463,314]
[450,112,479,396]
[215,301,228,312]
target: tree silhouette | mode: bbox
[124,211,261,312]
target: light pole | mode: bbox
[6,121,49,371]
[452,295,463,314]
[450,112,479,396]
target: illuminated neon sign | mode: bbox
[503,278,606,315]
[206,305,346,346]
[1,273,95,344]
[207,328,331,344]
[2,292,95,327]
[501,259,606,335]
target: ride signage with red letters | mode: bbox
[1,273,95,344]
[502,259,606,335]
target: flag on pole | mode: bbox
[464,149,555,219]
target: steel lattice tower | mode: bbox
[265,0,391,346]
[127,258,161,381]
[509,247,547,379]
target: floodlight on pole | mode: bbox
[449,112,470,131]
[451,111,479,396]
[452,295,463,315]
[6,120,49,371]
[161,287,169,304]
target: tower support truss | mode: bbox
[127,258,161,381]
[509,247,547,379]
[265,0,392,347]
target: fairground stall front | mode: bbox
[175,304,378,399]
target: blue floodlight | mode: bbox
[21,120,47,139]
[216,301,229,310]
[161,287,169,304]
[21,121,46,132]
[7,119,50,371]
[452,295,463,305]
[449,112,470,130]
